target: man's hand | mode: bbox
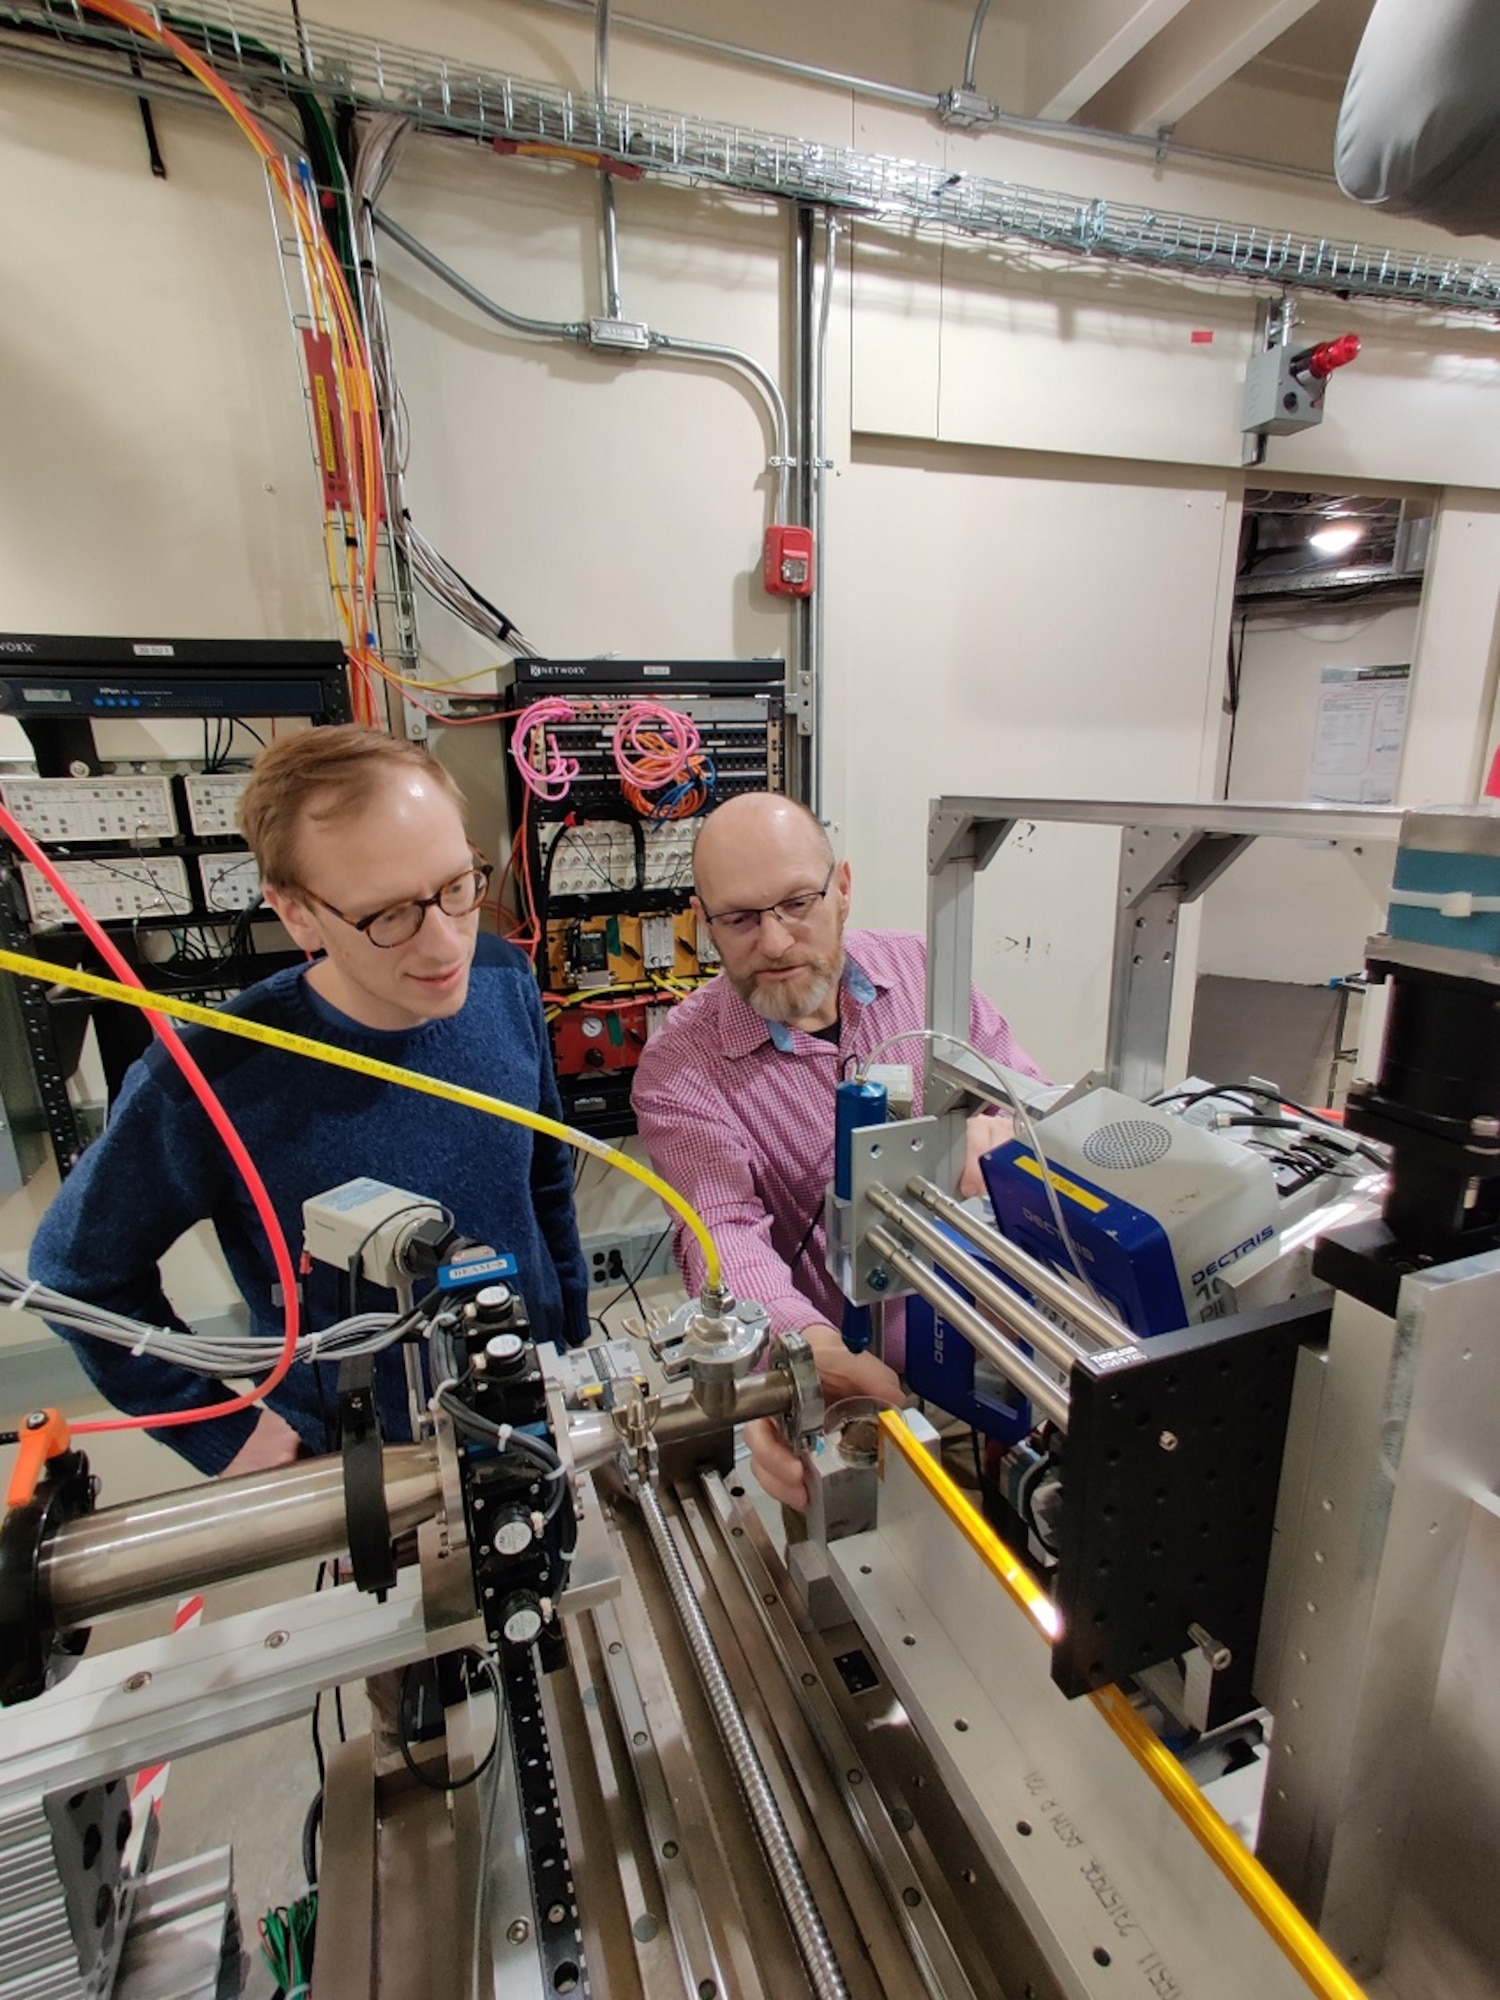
[959,1112,1015,1199]
[746,1322,904,1510]
[222,1407,304,1478]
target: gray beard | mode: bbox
[742,962,840,1026]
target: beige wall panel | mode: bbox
[935,249,1255,464]
[825,440,1231,1080]
[375,130,796,681]
[1401,494,1500,806]
[0,70,329,641]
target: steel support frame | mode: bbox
[924,797,1399,1110]
[1255,1249,1500,1989]
[827,1438,1330,2000]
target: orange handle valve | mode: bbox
[6,1409,72,1511]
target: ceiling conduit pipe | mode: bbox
[373,211,794,551]
[594,0,624,320]
[786,205,815,810]
[811,210,838,823]
[647,332,792,521]
[516,0,1338,185]
[962,0,993,92]
[373,208,589,342]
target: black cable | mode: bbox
[787,1205,823,1275]
[300,1789,323,1889]
[1155,1082,1389,1168]
[591,1226,672,1320]
[1222,606,1247,799]
[310,1563,328,1789]
[1017,1453,1059,1555]
[396,1653,503,1793]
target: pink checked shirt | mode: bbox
[632,929,1041,1367]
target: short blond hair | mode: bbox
[238,727,468,889]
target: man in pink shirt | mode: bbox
[632,792,1042,1505]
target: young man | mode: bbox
[28,726,588,1476]
[632,791,1042,1505]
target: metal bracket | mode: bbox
[829,1114,963,1305]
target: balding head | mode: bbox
[692,792,833,902]
[692,793,851,1030]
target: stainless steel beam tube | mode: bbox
[560,1372,793,1472]
[42,1446,444,1626]
[867,1185,1091,1375]
[653,1371,791,1445]
[866,1225,1070,1430]
[899,1175,1136,1349]
[636,1481,850,2000]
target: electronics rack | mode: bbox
[501,659,786,1138]
[0,635,352,1181]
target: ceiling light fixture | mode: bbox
[1309,523,1366,556]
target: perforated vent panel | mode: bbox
[1081,1119,1172,1172]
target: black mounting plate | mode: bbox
[1052,1292,1332,1713]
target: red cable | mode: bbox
[0,804,301,1438]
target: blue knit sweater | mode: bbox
[28,945,589,1475]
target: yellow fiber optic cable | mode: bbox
[0,947,720,1290]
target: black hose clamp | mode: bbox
[339,1357,395,1601]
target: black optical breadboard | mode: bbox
[1051,1292,1332,1717]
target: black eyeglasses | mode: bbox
[307,861,493,949]
[700,862,836,939]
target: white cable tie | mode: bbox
[6,1279,42,1315]
[130,1321,158,1358]
[1387,886,1500,917]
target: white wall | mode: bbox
[5,0,1500,1274]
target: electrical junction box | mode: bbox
[302,1179,446,1290]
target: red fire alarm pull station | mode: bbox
[763,524,815,597]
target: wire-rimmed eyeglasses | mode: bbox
[700,862,836,939]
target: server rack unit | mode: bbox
[0,635,351,1183]
[502,658,787,1138]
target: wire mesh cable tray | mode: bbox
[6,0,1500,312]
